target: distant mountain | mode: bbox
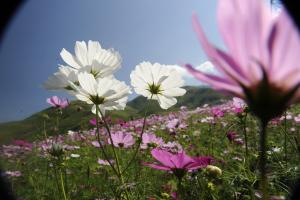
[0,86,227,144]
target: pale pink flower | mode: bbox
[98,159,114,166]
[232,97,246,114]
[185,0,300,122]
[108,131,135,148]
[141,133,164,149]
[47,96,69,109]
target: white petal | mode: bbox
[157,95,177,109]
[60,48,81,69]
[87,40,101,65]
[75,41,88,66]
[77,72,97,96]
[162,88,186,97]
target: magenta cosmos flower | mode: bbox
[108,131,135,148]
[185,0,300,122]
[144,148,210,179]
[47,96,69,109]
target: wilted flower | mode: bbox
[47,96,69,109]
[130,62,186,109]
[185,0,300,122]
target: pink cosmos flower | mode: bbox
[108,131,135,148]
[47,96,69,109]
[232,97,246,114]
[144,149,209,179]
[185,0,300,122]
[141,133,164,149]
[212,107,224,118]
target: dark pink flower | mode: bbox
[13,140,33,149]
[185,0,300,122]
[47,96,69,109]
[212,107,224,117]
[89,118,97,125]
[226,131,237,142]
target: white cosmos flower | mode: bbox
[130,62,186,109]
[70,72,131,115]
[43,65,78,92]
[60,40,121,78]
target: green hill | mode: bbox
[0,86,226,144]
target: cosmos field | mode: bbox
[1,0,300,199]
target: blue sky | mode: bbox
[0,0,224,122]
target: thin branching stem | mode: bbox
[122,99,150,174]
[95,106,119,177]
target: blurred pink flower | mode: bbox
[89,118,97,126]
[5,171,22,177]
[185,0,300,121]
[108,131,135,148]
[13,140,33,149]
[141,133,164,149]
[97,159,114,166]
[232,97,246,114]
[47,96,69,109]
[212,107,224,118]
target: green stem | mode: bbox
[284,111,288,167]
[241,115,249,163]
[122,100,150,174]
[98,108,130,200]
[53,167,61,198]
[99,110,122,176]
[209,122,213,156]
[59,169,68,200]
[259,120,269,200]
[95,106,119,176]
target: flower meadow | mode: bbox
[1,0,300,199]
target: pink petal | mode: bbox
[217,0,271,82]
[143,162,171,171]
[151,149,174,168]
[170,151,194,169]
[184,64,244,97]
[268,10,300,88]
[192,15,250,86]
